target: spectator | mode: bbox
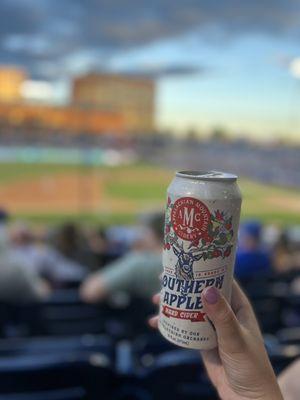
[235,220,272,281]
[0,208,9,246]
[0,224,50,302]
[8,222,87,287]
[273,228,300,275]
[54,223,95,269]
[87,227,120,271]
[80,212,164,302]
[291,276,300,295]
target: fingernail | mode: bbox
[203,287,220,304]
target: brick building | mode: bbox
[0,67,155,135]
[72,73,155,133]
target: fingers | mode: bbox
[148,293,160,328]
[202,286,245,353]
[231,280,249,314]
[148,316,158,329]
[152,293,160,305]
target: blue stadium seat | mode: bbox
[251,297,283,333]
[0,352,115,400]
[5,301,106,337]
[133,332,176,368]
[0,387,86,400]
[265,335,300,374]
[0,334,114,359]
[282,295,300,328]
[101,297,157,340]
[0,293,157,339]
[44,290,82,304]
[140,350,216,399]
[277,327,300,345]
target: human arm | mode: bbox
[150,281,283,400]
[80,252,140,303]
[278,358,300,400]
[0,263,51,302]
[79,271,108,302]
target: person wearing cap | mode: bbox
[234,220,272,281]
[80,213,164,303]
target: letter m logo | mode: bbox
[183,207,194,227]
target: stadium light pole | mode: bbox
[288,58,300,138]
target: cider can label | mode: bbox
[159,174,241,350]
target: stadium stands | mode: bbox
[0,219,298,398]
[0,282,297,399]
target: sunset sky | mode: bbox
[1,0,300,141]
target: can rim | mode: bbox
[175,170,237,181]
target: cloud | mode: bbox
[0,0,43,37]
[120,64,206,78]
[0,0,300,78]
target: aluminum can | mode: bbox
[159,170,242,349]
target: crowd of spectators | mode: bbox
[0,207,299,398]
[0,209,165,304]
[1,208,299,304]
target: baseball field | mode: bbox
[0,162,300,226]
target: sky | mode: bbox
[1,0,300,141]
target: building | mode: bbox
[0,66,27,103]
[0,67,156,135]
[0,66,124,135]
[72,73,155,133]
[0,103,124,135]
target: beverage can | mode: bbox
[159,170,242,349]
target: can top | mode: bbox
[176,170,237,181]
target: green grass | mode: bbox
[240,211,300,225]
[12,212,136,227]
[106,182,166,200]
[1,162,300,226]
[0,161,168,183]
[12,211,300,227]
[0,163,79,183]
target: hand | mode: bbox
[149,281,283,400]
[80,273,107,303]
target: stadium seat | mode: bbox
[0,387,86,400]
[0,352,115,400]
[238,280,290,333]
[0,334,114,359]
[280,294,300,329]
[0,303,18,338]
[43,290,82,304]
[265,334,300,374]
[5,299,106,337]
[133,332,176,367]
[101,296,157,339]
[277,327,300,345]
[140,350,216,399]
[251,297,283,333]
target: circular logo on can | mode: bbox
[171,197,211,241]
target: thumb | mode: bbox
[202,286,244,353]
